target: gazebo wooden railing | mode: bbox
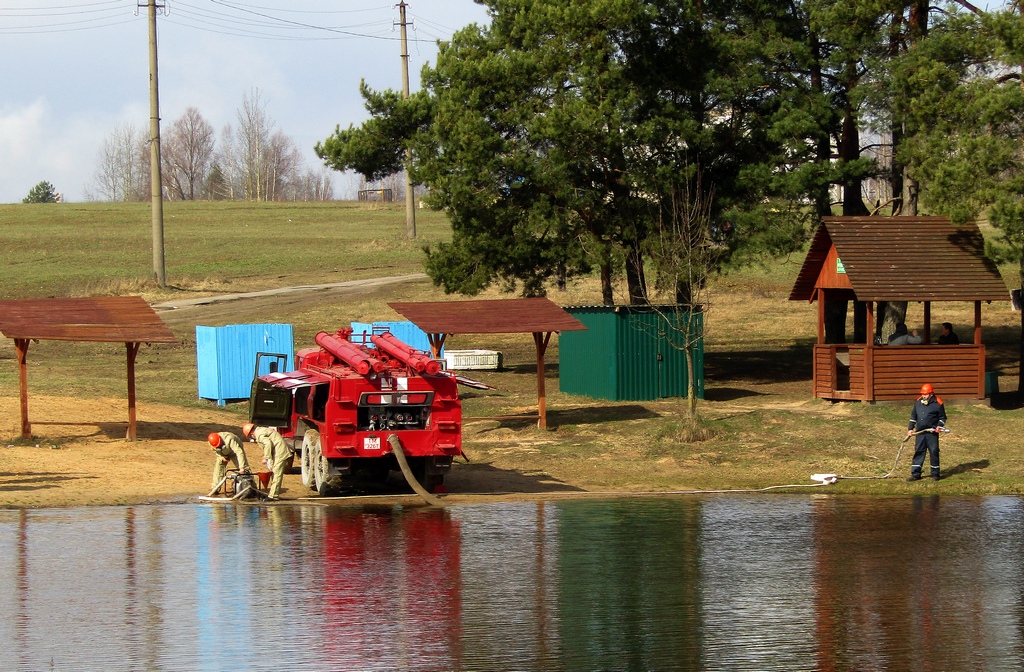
[814,344,985,401]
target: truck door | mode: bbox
[249,378,293,426]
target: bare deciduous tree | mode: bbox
[90,93,333,203]
[237,88,274,201]
[644,177,720,418]
[89,122,149,202]
[214,124,238,200]
[162,107,214,200]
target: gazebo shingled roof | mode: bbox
[0,296,177,440]
[790,216,1008,303]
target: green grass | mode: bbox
[2,200,1024,497]
[0,201,453,301]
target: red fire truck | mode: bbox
[248,327,468,494]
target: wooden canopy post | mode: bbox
[427,332,448,360]
[126,342,141,441]
[15,338,30,439]
[534,332,552,429]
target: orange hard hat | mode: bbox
[207,432,222,448]
[920,383,934,395]
[242,422,256,438]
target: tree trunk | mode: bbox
[824,300,848,344]
[685,345,696,417]
[600,260,614,306]
[840,91,869,216]
[880,301,909,341]
[853,301,867,344]
[625,240,647,305]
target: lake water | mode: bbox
[1,495,1022,671]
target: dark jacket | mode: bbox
[937,331,959,345]
[909,396,947,431]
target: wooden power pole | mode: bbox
[397,1,417,240]
[147,0,166,287]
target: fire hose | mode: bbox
[387,434,446,507]
[810,427,951,484]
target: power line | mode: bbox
[0,0,124,11]
[0,0,471,41]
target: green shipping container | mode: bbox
[559,306,704,401]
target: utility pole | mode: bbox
[146,0,166,287]
[397,1,416,240]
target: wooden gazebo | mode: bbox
[789,217,1009,401]
[388,297,586,428]
[0,296,177,440]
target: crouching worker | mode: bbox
[243,423,294,500]
[907,383,946,482]
[208,431,251,492]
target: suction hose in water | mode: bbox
[388,434,446,507]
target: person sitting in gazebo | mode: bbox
[889,323,923,345]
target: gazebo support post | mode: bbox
[816,289,825,344]
[923,302,931,344]
[15,338,31,440]
[974,301,982,345]
[126,342,141,441]
[533,331,552,429]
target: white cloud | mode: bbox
[0,0,490,204]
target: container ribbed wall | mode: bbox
[196,324,294,405]
[559,306,703,401]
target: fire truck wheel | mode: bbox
[300,431,319,490]
[313,444,330,493]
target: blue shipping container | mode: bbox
[196,324,294,405]
[350,321,442,356]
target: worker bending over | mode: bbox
[244,423,294,500]
[208,431,251,492]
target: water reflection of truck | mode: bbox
[248,327,470,494]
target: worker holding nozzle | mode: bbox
[907,383,947,482]
[243,423,294,500]
[208,431,251,492]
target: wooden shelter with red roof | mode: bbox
[789,217,1009,401]
[0,296,177,440]
[388,297,586,428]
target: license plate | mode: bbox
[364,436,381,451]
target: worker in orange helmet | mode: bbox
[907,383,946,482]
[208,431,250,492]
[244,423,294,500]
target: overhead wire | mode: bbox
[1,0,464,42]
[0,0,132,34]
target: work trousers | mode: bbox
[268,448,295,499]
[910,432,940,478]
[212,454,242,492]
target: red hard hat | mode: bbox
[920,383,934,395]
[207,432,222,448]
[242,422,256,438]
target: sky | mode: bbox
[0,0,491,203]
